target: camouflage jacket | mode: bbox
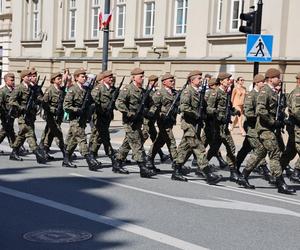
[43,84,60,116]
[91,83,115,115]
[244,88,259,137]
[287,85,300,128]
[0,85,13,119]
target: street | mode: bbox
[0,119,300,250]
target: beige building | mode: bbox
[2,0,300,89]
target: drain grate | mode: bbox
[23,229,92,243]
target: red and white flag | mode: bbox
[99,11,112,30]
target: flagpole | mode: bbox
[102,0,110,71]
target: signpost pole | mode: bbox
[253,0,263,76]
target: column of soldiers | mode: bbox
[1,66,300,194]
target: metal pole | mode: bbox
[102,0,110,71]
[253,0,263,77]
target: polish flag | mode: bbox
[99,11,112,30]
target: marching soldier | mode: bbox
[0,73,16,147]
[8,69,46,163]
[172,70,222,184]
[246,68,295,194]
[63,69,101,171]
[113,67,156,178]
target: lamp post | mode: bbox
[102,0,110,71]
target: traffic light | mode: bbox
[239,11,256,34]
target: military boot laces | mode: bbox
[171,164,187,182]
[62,152,77,168]
[290,168,300,184]
[238,169,255,189]
[9,148,23,161]
[202,165,222,185]
[229,169,240,183]
[138,162,156,178]
[112,160,129,174]
[276,175,296,194]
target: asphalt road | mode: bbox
[0,120,300,250]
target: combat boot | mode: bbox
[276,175,296,194]
[284,165,294,178]
[33,149,47,164]
[18,145,29,156]
[290,168,300,183]
[62,152,77,168]
[229,168,240,183]
[146,160,161,173]
[238,169,255,189]
[85,154,101,171]
[44,146,55,161]
[216,152,228,169]
[158,149,170,163]
[259,164,276,185]
[112,159,129,174]
[191,158,197,167]
[202,165,222,185]
[171,163,187,182]
[9,148,23,161]
[138,162,156,178]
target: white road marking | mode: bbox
[0,185,208,250]
[70,173,300,218]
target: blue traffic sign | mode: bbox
[246,34,273,62]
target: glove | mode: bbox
[274,120,284,129]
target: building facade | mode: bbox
[5,0,300,89]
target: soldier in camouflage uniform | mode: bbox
[0,73,16,147]
[90,70,116,164]
[173,70,222,184]
[42,72,66,159]
[206,72,241,182]
[113,68,156,178]
[142,75,169,163]
[63,69,101,171]
[246,68,295,194]
[8,69,46,163]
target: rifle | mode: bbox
[55,77,68,122]
[78,74,97,124]
[275,82,286,133]
[130,81,154,126]
[224,83,234,127]
[195,79,208,133]
[24,76,46,123]
[164,80,189,125]
[106,76,125,118]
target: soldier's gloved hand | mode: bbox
[274,120,285,129]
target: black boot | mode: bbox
[18,145,29,156]
[138,162,156,178]
[284,165,294,178]
[85,154,101,171]
[191,157,197,167]
[33,149,47,164]
[158,150,170,163]
[216,152,228,169]
[238,169,255,189]
[290,168,300,184]
[112,159,129,174]
[195,168,205,177]
[146,160,161,173]
[202,165,222,185]
[229,168,240,182]
[259,164,276,184]
[276,175,296,194]
[44,146,55,161]
[62,152,77,168]
[171,164,187,182]
[9,148,23,161]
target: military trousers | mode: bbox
[43,116,64,150]
[280,124,298,170]
[0,120,16,147]
[66,120,89,156]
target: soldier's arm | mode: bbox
[9,87,22,112]
[207,91,218,115]
[180,90,197,118]
[63,88,77,113]
[149,90,162,114]
[256,91,275,125]
[115,87,130,114]
[291,92,300,122]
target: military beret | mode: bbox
[20,69,32,79]
[50,72,62,82]
[208,77,217,86]
[265,68,281,78]
[73,69,86,77]
[217,72,232,80]
[188,70,202,79]
[161,73,174,81]
[296,72,300,79]
[30,67,37,75]
[253,74,265,83]
[96,73,104,82]
[148,75,159,82]
[4,73,15,79]
[131,67,144,75]
[102,70,113,78]
[205,73,212,78]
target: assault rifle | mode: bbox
[195,79,208,133]
[275,82,286,133]
[55,77,68,122]
[106,76,125,119]
[24,76,46,123]
[224,83,234,127]
[78,74,96,124]
[164,80,189,125]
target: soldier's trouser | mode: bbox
[91,119,114,156]
[44,118,64,150]
[237,136,267,168]
[88,114,98,148]
[116,124,144,162]
[280,124,297,169]
[40,123,49,146]
[0,123,16,147]
[66,120,89,156]
[176,129,209,170]
[13,119,38,151]
[207,126,236,168]
[149,123,177,160]
[293,128,300,170]
[246,130,282,177]
[142,119,159,156]
[245,136,268,171]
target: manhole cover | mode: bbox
[23,229,92,243]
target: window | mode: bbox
[32,0,41,39]
[69,0,76,39]
[91,0,100,38]
[144,2,155,36]
[175,0,188,35]
[116,1,126,38]
[216,0,223,32]
[230,0,242,31]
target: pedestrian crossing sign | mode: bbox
[246,34,273,62]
